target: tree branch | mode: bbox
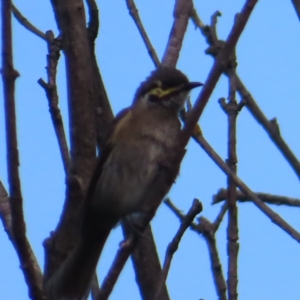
[44,0,97,284]
[291,0,300,20]
[236,77,300,180]
[213,188,300,207]
[85,0,113,151]
[86,0,99,41]
[96,230,141,300]
[191,8,300,180]
[125,0,160,68]
[198,217,228,300]
[38,31,70,175]
[1,1,43,299]
[11,4,47,40]
[192,132,300,242]
[164,199,227,300]
[154,199,202,300]
[123,224,170,300]
[162,0,193,66]
[181,0,258,145]
[220,69,240,299]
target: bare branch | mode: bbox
[0,183,42,285]
[86,0,99,41]
[154,199,202,300]
[192,133,300,242]
[162,0,193,66]
[11,4,47,40]
[235,77,300,180]
[124,225,170,300]
[221,69,240,300]
[125,0,160,68]
[96,233,140,300]
[213,188,300,207]
[164,199,227,300]
[85,0,113,150]
[291,0,300,20]
[198,217,228,300]
[44,0,97,283]
[212,203,228,232]
[191,4,300,239]
[2,1,43,299]
[38,31,70,175]
[181,0,258,146]
[191,8,300,180]
[190,8,205,29]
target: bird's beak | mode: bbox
[181,81,203,92]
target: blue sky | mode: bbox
[1,1,300,299]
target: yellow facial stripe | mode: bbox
[148,86,180,98]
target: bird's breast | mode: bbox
[91,107,181,217]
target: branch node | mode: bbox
[269,117,281,136]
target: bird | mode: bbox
[48,66,202,299]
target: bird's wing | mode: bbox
[85,107,131,203]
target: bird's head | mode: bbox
[133,66,202,113]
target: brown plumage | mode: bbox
[47,66,202,299]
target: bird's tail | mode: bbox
[46,229,110,300]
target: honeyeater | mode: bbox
[49,66,202,299]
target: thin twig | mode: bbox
[212,202,228,232]
[0,183,42,284]
[162,0,193,66]
[191,8,300,180]
[164,199,227,300]
[96,234,140,300]
[181,0,258,145]
[85,0,113,152]
[11,4,47,40]
[125,0,160,67]
[213,188,300,207]
[192,133,300,242]
[2,1,43,299]
[190,7,300,242]
[221,69,240,300]
[198,217,228,300]
[235,77,300,180]
[86,0,99,42]
[291,0,300,20]
[125,224,170,300]
[154,199,202,300]
[165,198,227,234]
[38,31,70,174]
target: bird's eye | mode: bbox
[148,93,160,102]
